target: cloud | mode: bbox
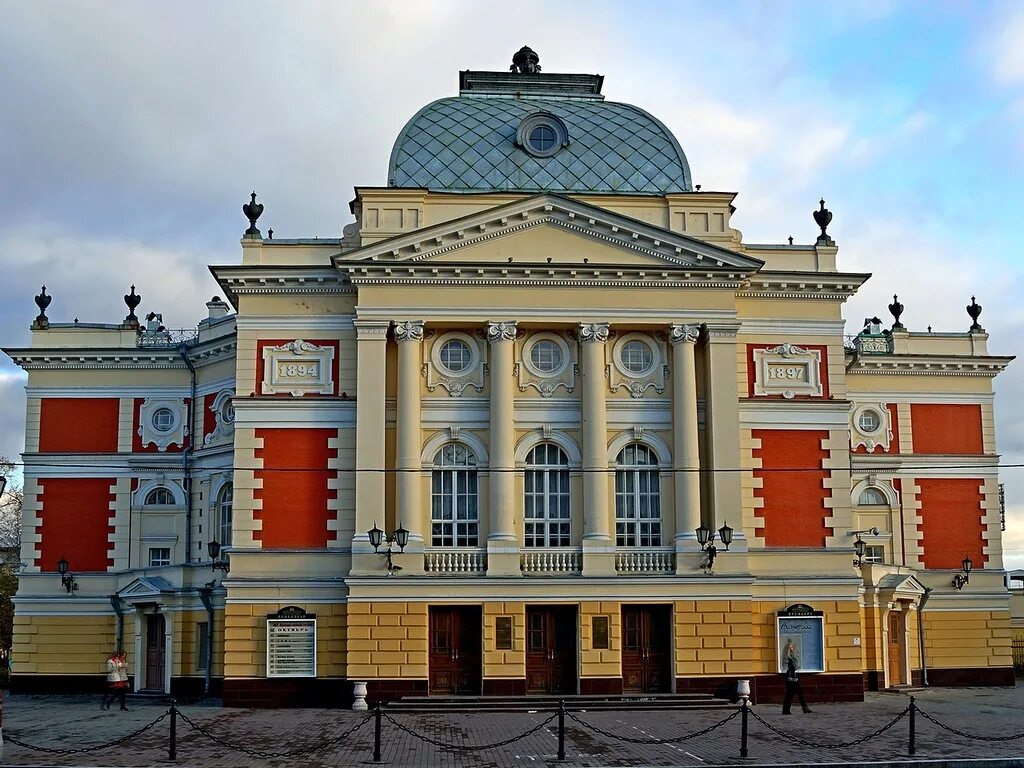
[984,3,1024,85]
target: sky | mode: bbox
[1,0,1023,569]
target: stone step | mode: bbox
[386,692,733,712]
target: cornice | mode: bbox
[209,265,353,305]
[4,339,236,371]
[738,270,870,301]
[846,354,1013,377]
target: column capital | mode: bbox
[669,323,701,345]
[487,320,518,343]
[393,320,425,342]
[578,322,609,344]
[704,322,741,342]
[353,320,390,339]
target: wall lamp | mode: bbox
[952,556,973,591]
[696,522,733,573]
[56,557,78,593]
[367,522,409,575]
[850,527,880,568]
[207,540,230,572]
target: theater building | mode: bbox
[5,50,1016,705]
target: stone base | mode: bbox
[580,677,623,695]
[677,672,866,704]
[482,678,526,695]
[223,677,354,708]
[925,667,1015,687]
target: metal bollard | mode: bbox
[557,699,566,762]
[168,699,177,762]
[373,701,382,763]
[908,696,916,755]
[740,699,749,758]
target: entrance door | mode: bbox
[429,607,482,695]
[145,614,165,691]
[887,611,904,686]
[622,605,671,693]
[526,606,577,694]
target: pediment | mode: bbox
[336,194,763,273]
[117,576,176,601]
[875,573,928,598]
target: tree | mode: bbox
[0,457,22,682]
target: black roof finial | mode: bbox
[510,46,541,74]
[243,191,264,238]
[33,285,51,329]
[813,198,834,245]
[888,294,905,330]
[123,285,142,328]
[967,296,984,333]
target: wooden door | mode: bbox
[887,611,903,686]
[145,614,165,690]
[526,606,577,694]
[622,605,671,693]
[429,607,482,695]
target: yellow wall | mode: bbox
[346,602,427,680]
[923,610,1012,669]
[675,600,753,676]
[225,602,347,679]
[13,614,117,675]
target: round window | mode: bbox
[220,398,235,425]
[620,339,654,375]
[439,339,473,374]
[858,409,881,434]
[152,407,175,433]
[528,125,557,153]
[517,112,568,158]
[530,339,563,374]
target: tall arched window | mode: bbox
[431,444,479,547]
[144,487,175,506]
[217,483,233,548]
[615,444,662,547]
[524,444,571,547]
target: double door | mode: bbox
[526,606,577,694]
[622,605,671,693]
[429,607,482,695]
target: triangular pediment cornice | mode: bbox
[117,576,177,601]
[334,194,764,273]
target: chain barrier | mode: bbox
[566,707,740,745]
[176,709,373,759]
[914,705,1024,742]
[381,709,557,751]
[4,711,169,754]
[748,705,909,749]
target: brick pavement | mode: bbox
[1,684,1022,767]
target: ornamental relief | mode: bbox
[138,398,188,452]
[607,332,668,399]
[261,339,335,397]
[422,331,487,398]
[751,343,823,399]
[204,389,235,447]
[850,402,894,452]
[514,331,577,398]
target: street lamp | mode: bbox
[849,528,879,568]
[56,556,77,593]
[696,521,733,573]
[367,522,409,575]
[953,555,973,591]
[207,540,230,572]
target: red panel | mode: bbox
[36,478,115,571]
[255,339,340,397]
[910,404,983,455]
[254,428,337,548]
[38,398,119,453]
[131,398,189,453]
[916,478,986,569]
[203,394,218,443]
[753,430,830,547]
[853,403,900,455]
[745,344,830,399]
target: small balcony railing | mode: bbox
[615,548,675,574]
[521,548,582,575]
[424,548,487,575]
[845,333,893,355]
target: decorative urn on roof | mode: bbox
[813,198,834,245]
[510,46,541,74]
[32,285,51,329]
[123,284,142,328]
[242,191,264,239]
[967,296,984,332]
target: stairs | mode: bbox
[385,693,732,712]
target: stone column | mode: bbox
[579,322,615,576]
[670,323,702,573]
[394,320,425,573]
[487,321,520,576]
[351,320,389,575]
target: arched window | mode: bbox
[615,444,662,547]
[217,483,233,548]
[858,487,888,506]
[431,444,479,547]
[524,444,570,547]
[145,487,175,506]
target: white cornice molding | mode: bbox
[350,306,734,324]
[739,401,851,429]
[739,319,847,336]
[847,355,1013,377]
[849,454,999,472]
[27,385,190,398]
[235,315,355,331]
[234,399,356,426]
[6,339,236,371]
[211,266,353,303]
[738,271,869,301]
[846,390,995,405]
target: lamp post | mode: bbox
[953,555,973,591]
[849,528,879,568]
[696,521,733,573]
[56,556,77,593]
[367,522,409,575]
[207,540,230,572]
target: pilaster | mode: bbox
[670,323,702,573]
[487,320,520,576]
[579,322,614,576]
[394,320,425,574]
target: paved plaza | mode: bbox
[1,684,1022,767]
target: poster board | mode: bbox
[267,606,317,678]
[776,604,824,673]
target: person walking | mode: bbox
[781,640,811,714]
[101,650,130,711]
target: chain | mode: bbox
[177,709,372,758]
[566,708,740,744]
[4,711,169,754]
[915,706,1024,742]
[381,710,557,751]
[748,705,909,749]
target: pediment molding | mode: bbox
[117,576,177,602]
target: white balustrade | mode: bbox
[521,548,582,574]
[424,548,487,575]
[615,548,675,574]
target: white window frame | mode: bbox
[217,483,233,548]
[148,547,171,567]
[614,444,663,547]
[144,487,176,506]
[524,444,571,548]
[431,444,479,547]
